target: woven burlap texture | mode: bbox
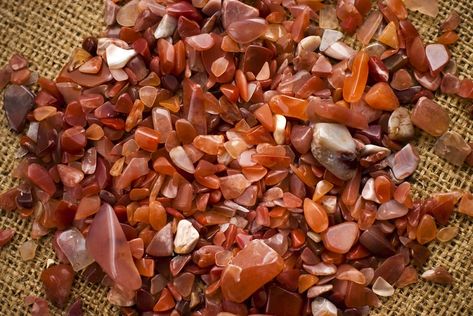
[0,0,471,315]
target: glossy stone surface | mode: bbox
[304,198,329,233]
[388,107,415,141]
[343,51,369,103]
[86,204,142,291]
[174,219,199,254]
[322,222,359,254]
[434,131,472,166]
[146,223,173,257]
[392,144,420,179]
[40,264,74,308]
[364,82,399,111]
[311,123,357,180]
[57,228,94,271]
[221,240,284,303]
[411,97,449,136]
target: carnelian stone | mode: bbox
[364,82,399,110]
[343,51,369,103]
[221,240,284,303]
[269,95,309,121]
[304,198,329,233]
[322,222,359,254]
[135,126,160,152]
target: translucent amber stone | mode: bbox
[416,214,437,245]
[322,222,359,254]
[378,22,399,49]
[134,127,160,152]
[436,226,459,242]
[116,158,149,190]
[265,285,303,315]
[269,95,308,121]
[343,51,369,103]
[364,82,399,110]
[304,198,329,233]
[221,240,284,303]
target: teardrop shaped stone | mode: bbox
[86,203,142,291]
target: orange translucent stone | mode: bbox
[356,11,383,45]
[374,176,392,203]
[298,274,319,293]
[394,182,413,208]
[312,180,334,202]
[341,169,361,206]
[303,198,329,233]
[291,6,311,43]
[135,258,155,277]
[86,123,104,140]
[437,31,459,45]
[364,82,400,110]
[221,240,284,303]
[378,22,399,49]
[416,214,437,245]
[386,0,408,19]
[322,222,359,254]
[291,229,306,248]
[153,288,175,312]
[269,95,308,121]
[149,201,167,231]
[193,135,224,155]
[134,126,160,152]
[75,195,100,220]
[254,103,275,132]
[343,51,369,103]
[159,95,181,113]
[458,192,473,217]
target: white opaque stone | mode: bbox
[106,44,137,70]
[320,29,343,51]
[154,14,177,39]
[174,219,200,254]
[324,42,355,60]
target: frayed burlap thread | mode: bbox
[0,0,471,315]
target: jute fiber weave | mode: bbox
[0,0,471,315]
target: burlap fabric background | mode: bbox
[0,0,471,315]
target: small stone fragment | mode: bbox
[436,226,459,242]
[388,107,415,141]
[0,228,15,247]
[221,240,284,303]
[411,97,449,137]
[434,131,472,166]
[421,266,453,285]
[372,277,395,296]
[3,84,34,132]
[311,297,338,316]
[311,123,357,181]
[40,264,75,308]
[174,219,199,254]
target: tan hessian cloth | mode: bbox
[0,0,471,315]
